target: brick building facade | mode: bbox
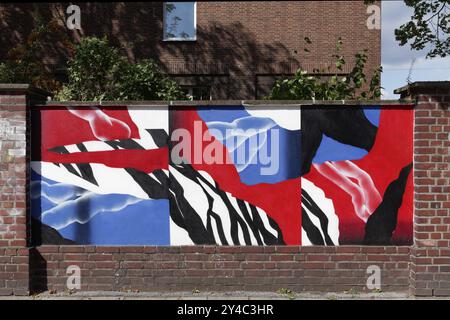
[0,1,381,99]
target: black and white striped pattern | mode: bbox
[48,129,168,154]
[168,164,284,245]
[36,130,284,245]
[301,178,340,246]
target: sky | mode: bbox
[165,2,196,39]
[381,0,450,99]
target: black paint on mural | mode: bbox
[300,107,378,175]
[364,163,412,245]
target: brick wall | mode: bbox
[0,93,27,248]
[0,248,29,295]
[0,84,48,295]
[32,246,410,294]
[1,82,450,296]
[396,82,450,297]
[0,1,381,99]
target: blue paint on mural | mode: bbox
[364,108,381,126]
[31,170,170,245]
[312,135,369,164]
[312,108,381,164]
[197,106,249,123]
[197,106,301,185]
[57,198,170,245]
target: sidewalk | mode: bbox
[0,290,434,300]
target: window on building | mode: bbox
[163,2,196,41]
[181,86,211,100]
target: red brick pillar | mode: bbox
[396,81,450,296]
[0,84,49,295]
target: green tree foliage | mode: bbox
[0,17,73,93]
[266,38,382,100]
[56,36,184,101]
[395,0,449,58]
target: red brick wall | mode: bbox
[403,84,450,296]
[0,91,28,295]
[0,247,29,295]
[0,85,48,295]
[2,82,450,296]
[0,1,381,99]
[32,246,410,293]
[0,94,27,248]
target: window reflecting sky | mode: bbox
[164,2,196,40]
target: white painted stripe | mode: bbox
[244,106,301,130]
[32,161,151,199]
[169,166,209,227]
[228,196,258,245]
[83,141,115,152]
[301,177,340,245]
[70,163,83,177]
[128,107,168,151]
[210,215,223,245]
[255,207,278,238]
[302,205,326,244]
[197,177,233,245]
[169,217,194,245]
[53,138,158,153]
[65,144,80,154]
[301,228,313,246]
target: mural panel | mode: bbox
[31,104,413,246]
[168,106,301,245]
[31,106,170,245]
[300,106,413,245]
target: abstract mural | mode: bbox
[30,104,413,246]
[300,106,413,245]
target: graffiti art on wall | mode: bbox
[31,104,413,246]
[300,107,413,246]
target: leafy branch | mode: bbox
[266,37,382,101]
